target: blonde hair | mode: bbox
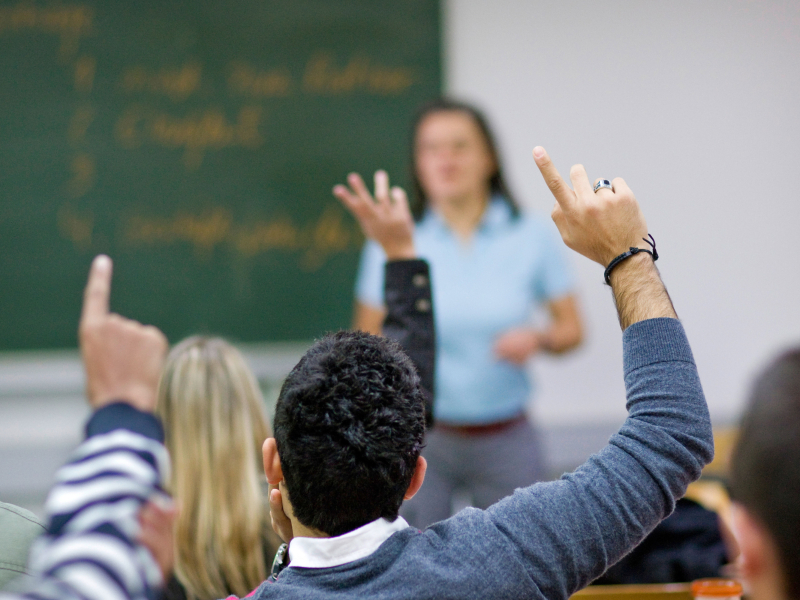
[156,336,271,600]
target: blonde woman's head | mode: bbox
[156,336,271,600]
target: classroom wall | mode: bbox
[443,0,800,427]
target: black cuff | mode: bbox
[383,259,436,427]
[85,402,165,443]
[384,259,431,299]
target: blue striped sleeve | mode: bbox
[1,404,169,600]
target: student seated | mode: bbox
[156,336,280,600]
[0,503,45,589]
[0,176,432,600]
[729,349,800,600]
[258,153,713,598]
[2,147,714,600]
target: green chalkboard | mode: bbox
[0,0,441,350]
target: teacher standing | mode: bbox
[344,99,583,528]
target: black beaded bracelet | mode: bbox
[603,234,658,286]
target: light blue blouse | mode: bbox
[355,198,574,424]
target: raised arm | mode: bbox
[2,256,171,600]
[268,171,438,546]
[469,148,712,599]
[335,171,436,425]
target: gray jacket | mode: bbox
[0,503,45,590]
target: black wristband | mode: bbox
[603,234,658,286]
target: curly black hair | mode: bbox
[273,330,426,537]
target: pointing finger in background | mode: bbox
[81,255,112,326]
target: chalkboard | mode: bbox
[0,0,441,350]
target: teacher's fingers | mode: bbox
[533,146,576,213]
[80,255,112,326]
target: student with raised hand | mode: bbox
[0,255,172,600]
[0,185,435,600]
[253,148,713,599]
[4,145,716,600]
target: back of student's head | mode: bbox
[273,330,426,537]
[730,348,800,598]
[156,336,271,600]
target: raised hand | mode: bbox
[333,170,415,260]
[532,146,649,267]
[532,147,675,328]
[79,255,168,412]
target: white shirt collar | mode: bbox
[287,517,410,569]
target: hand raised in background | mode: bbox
[79,255,168,412]
[333,170,415,260]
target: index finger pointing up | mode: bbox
[81,255,113,324]
[533,146,576,212]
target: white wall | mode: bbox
[444,0,800,426]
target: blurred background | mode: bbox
[1,0,799,515]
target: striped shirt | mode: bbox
[0,403,169,600]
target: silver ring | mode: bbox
[594,179,613,193]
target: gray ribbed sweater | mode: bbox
[254,318,714,599]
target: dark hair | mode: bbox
[409,98,520,220]
[272,330,426,537]
[730,348,800,597]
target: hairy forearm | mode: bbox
[609,253,676,330]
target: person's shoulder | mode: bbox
[0,501,45,528]
[0,502,45,588]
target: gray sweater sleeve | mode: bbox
[463,317,713,598]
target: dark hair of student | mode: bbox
[273,330,426,537]
[409,98,521,221]
[730,348,800,598]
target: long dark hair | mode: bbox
[409,98,520,221]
